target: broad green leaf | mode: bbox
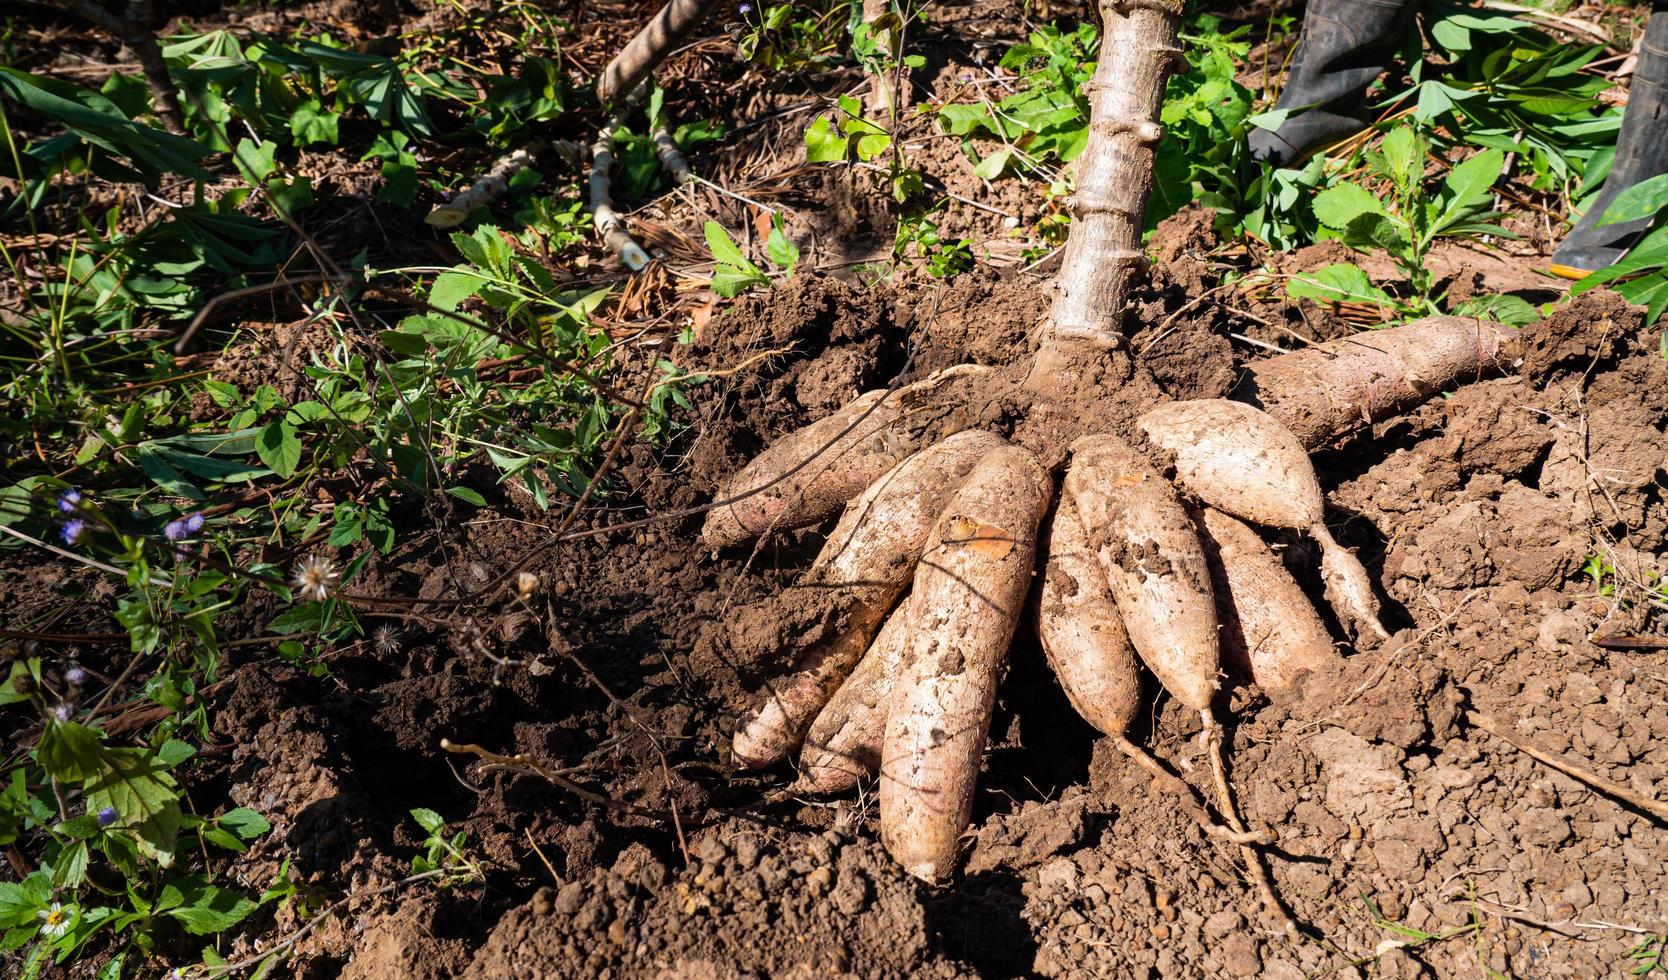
[162,878,255,935]
[972,148,1011,181]
[1313,183,1389,232]
[1450,293,1538,326]
[1286,263,1397,310]
[1599,173,1668,227]
[410,807,445,834]
[1434,148,1505,235]
[217,809,270,840]
[256,421,301,479]
[804,115,848,163]
[83,747,183,867]
[703,221,753,271]
[447,486,487,506]
[430,270,486,312]
[854,132,891,162]
[37,722,105,782]
[765,227,799,274]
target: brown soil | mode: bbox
[7,0,1668,977]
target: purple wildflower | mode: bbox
[53,702,74,723]
[185,512,204,533]
[738,2,752,13]
[97,806,118,827]
[164,519,189,541]
[57,489,81,514]
[60,519,85,545]
[65,666,87,686]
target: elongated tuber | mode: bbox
[1038,495,1143,739]
[1064,434,1219,713]
[701,364,989,549]
[794,600,910,794]
[880,446,1051,883]
[1199,507,1343,701]
[732,430,1007,768]
[1243,316,1521,450]
[1137,399,1386,639]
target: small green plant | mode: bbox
[1,657,277,977]
[737,0,848,71]
[894,211,973,279]
[704,218,799,297]
[1627,933,1668,975]
[935,23,1096,181]
[804,94,921,201]
[1295,125,1507,312]
[408,808,484,885]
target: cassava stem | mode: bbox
[1045,0,1183,354]
[596,0,722,107]
[62,0,186,134]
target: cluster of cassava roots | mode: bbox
[707,315,1520,933]
[695,0,1525,935]
[431,0,1526,933]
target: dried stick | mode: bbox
[1467,711,1668,825]
[425,139,583,229]
[591,111,652,270]
[1044,0,1183,355]
[61,0,187,134]
[595,0,722,107]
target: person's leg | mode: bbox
[1550,8,1668,276]
[1248,0,1421,167]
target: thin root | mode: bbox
[1115,737,1271,846]
[1200,712,1301,942]
[1467,710,1668,825]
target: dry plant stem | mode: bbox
[652,121,692,184]
[61,0,186,134]
[1044,0,1181,354]
[861,0,897,117]
[1466,711,1668,825]
[596,0,722,106]
[591,115,652,270]
[1201,714,1300,941]
[425,139,586,228]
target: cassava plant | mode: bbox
[696,0,1524,938]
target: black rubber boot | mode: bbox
[1249,0,1421,167]
[1550,11,1668,277]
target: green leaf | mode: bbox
[804,115,848,163]
[703,222,757,274]
[765,226,799,274]
[711,268,769,298]
[430,270,486,312]
[290,98,339,145]
[410,807,445,834]
[1313,183,1389,232]
[83,747,183,867]
[854,132,891,162]
[1450,293,1538,327]
[1434,148,1505,235]
[971,148,1011,181]
[232,138,278,185]
[1285,263,1397,310]
[1599,172,1668,227]
[256,421,301,479]
[37,723,105,782]
[447,486,487,506]
[163,879,255,935]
